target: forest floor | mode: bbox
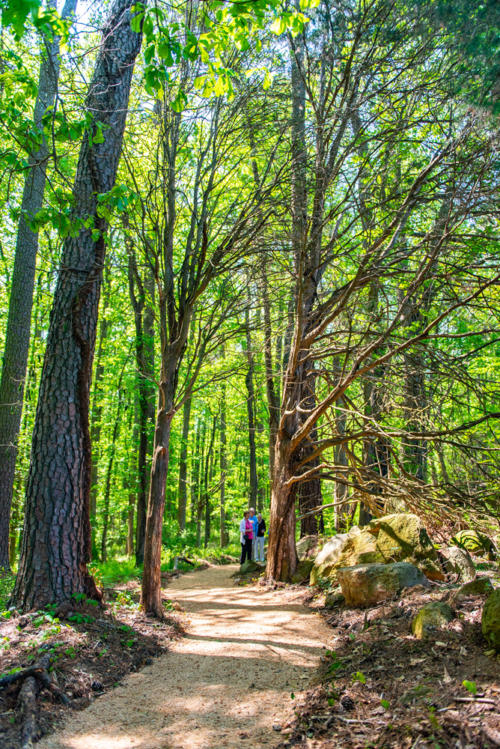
[280,577,500,748]
[1,563,499,748]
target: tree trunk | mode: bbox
[126,238,155,564]
[219,375,228,547]
[334,394,350,531]
[89,269,110,559]
[177,395,192,531]
[203,414,217,548]
[195,419,206,548]
[266,441,298,581]
[11,0,143,610]
[261,266,280,483]
[140,404,173,617]
[0,0,78,571]
[141,348,183,616]
[245,307,258,508]
[100,380,125,562]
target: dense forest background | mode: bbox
[0,0,498,610]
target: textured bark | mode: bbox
[267,28,322,578]
[11,0,143,610]
[177,395,192,531]
[0,0,78,571]
[266,441,298,582]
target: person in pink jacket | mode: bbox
[239,510,253,564]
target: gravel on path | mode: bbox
[38,565,332,749]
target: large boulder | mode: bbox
[296,535,320,561]
[439,546,476,582]
[482,590,500,651]
[310,513,442,585]
[411,602,454,640]
[336,562,428,607]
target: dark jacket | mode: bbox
[257,518,266,537]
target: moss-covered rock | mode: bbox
[482,590,500,651]
[310,513,442,585]
[451,529,497,560]
[411,602,454,640]
[291,559,314,583]
[451,577,493,602]
[235,560,263,576]
[324,588,345,607]
[337,562,428,607]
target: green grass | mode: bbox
[91,557,141,587]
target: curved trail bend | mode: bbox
[39,564,332,749]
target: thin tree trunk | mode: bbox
[261,266,279,483]
[245,306,258,508]
[177,395,192,531]
[89,268,110,559]
[100,366,126,562]
[0,0,78,571]
[219,373,228,547]
[190,418,201,526]
[11,0,143,610]
[126,237,155,564]
[334,395,349,531]
[204,414,217,548]
[195,418,206,548]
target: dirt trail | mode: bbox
[38,565,332,749]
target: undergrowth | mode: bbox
[0,570,15,612]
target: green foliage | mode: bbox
[0,572,15,612]
[352,671,367,685]
[93,558,141,587]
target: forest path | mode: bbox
[38,564,332,749]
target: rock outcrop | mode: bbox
[310,513,442,585]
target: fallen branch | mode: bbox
[18,676,39,749]
[0,654,70,705]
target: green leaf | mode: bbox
[462,680,477,695]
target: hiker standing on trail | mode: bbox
[239,511,253,564]
[256,513,266,562]
[249,507,259,560]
